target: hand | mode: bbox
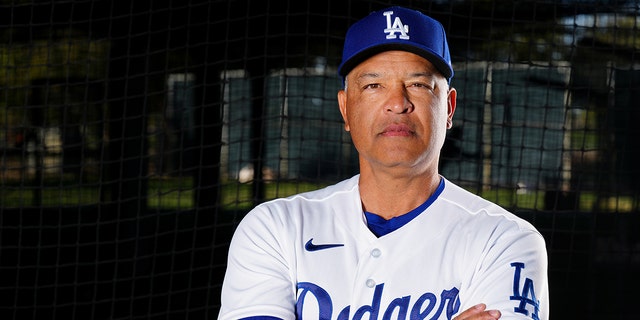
[453,303,501,320]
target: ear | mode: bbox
[338,89,350,131]
[446,87,457,129]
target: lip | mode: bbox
[380,123,414,137]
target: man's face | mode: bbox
[337,50,456,174]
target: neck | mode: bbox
[358,165,441,220]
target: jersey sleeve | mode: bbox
[458,228,549,320]
[218,206,297,320]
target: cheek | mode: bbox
[345,113,362,137]
[345,109,371,142]
[344,103,364,126]
[431,101,450,125]
[431,114,450,147]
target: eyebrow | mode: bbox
[355,71,437,83]
[408,72,437,80]
[355,72,381,82]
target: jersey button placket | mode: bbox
[365,278,376,288]
[365,248,381,288]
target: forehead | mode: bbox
[348,50,442,80]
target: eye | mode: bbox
[409,82,434,90]
[363,83,381,90]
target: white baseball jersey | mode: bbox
[219,175,549,320]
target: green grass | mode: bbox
[0,177,324,210]
[478,188,545,210]
[1,177,636,212]
[0,186,101,207]
[147,178,327,210]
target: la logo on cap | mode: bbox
[383,11,409,40]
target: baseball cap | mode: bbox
[338,6,454,82]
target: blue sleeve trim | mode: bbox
[240,317,283,320]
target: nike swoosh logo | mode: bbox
[305,238,344,252]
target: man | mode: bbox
[219,6,548,320]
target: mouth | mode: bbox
[380,123,414,137]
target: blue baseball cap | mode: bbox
[338,6,454,82]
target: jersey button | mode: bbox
[366,279,376,288]
[371,248,381,258]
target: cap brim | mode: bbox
[338,43,453,80]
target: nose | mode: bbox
[385,86,414,114]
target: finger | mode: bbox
[453,303,486,320]
[453,304,501,320]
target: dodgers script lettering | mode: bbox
[296,282,460,320]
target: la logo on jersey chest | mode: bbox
[383,11,410,40]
